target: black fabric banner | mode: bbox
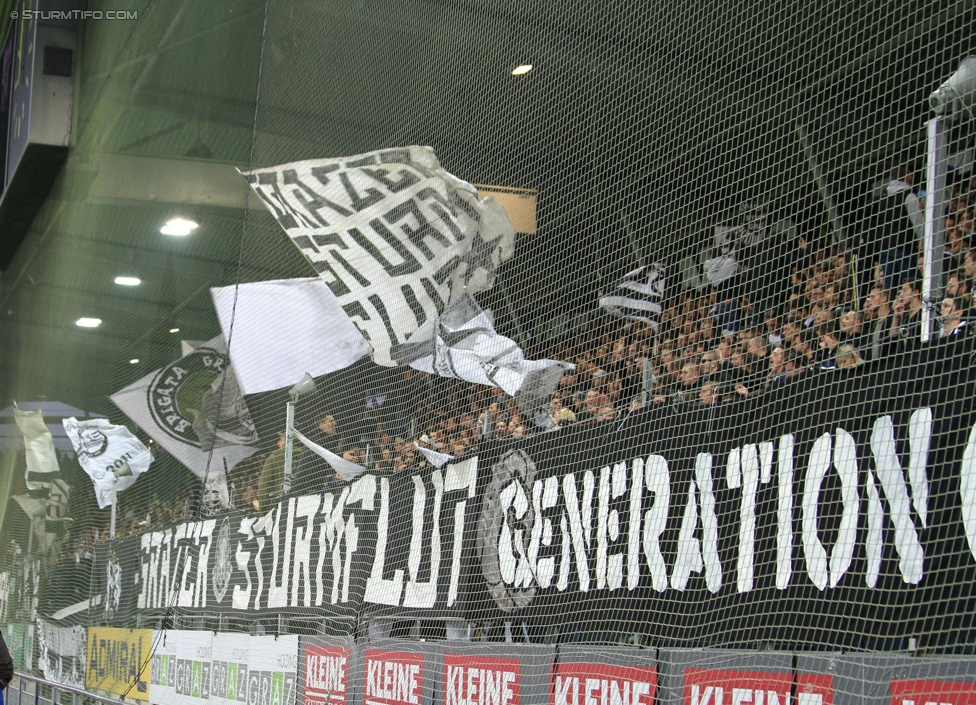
[91,537,141,626]
[472,347,976,650]
[122,459,478,622]
[84,347,976,649]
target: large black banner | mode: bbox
[91,458,479,623]
[87,348,976,649]
[473,347,976,649]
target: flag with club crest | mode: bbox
[110,335,258,511]
[62,418,153,509]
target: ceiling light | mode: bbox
[511,64,533,76]
[169,328,180,333]
[160,218,198,236]
[129,359,139,364]
[76,318,102,328]
[114,276,141,286]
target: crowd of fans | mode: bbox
[215,166,976,514]
[214,165,976,513]
[14,166,974,546]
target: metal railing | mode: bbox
[5,672,129,705]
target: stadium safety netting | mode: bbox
[1,1,976,704]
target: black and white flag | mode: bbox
[393,293,573,416]
[110,335,259,510]
[599,263,666,329]
[62,418,153,509]
[13,404,61,496]
[242,147,516,366]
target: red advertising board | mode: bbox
[304,645,350,705]
[891,679,976,705]
[550,662,657,705]
[683,669,833,705]
[444,654,521,705]
[363,650,425,705]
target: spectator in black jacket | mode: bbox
[0,627,13,691]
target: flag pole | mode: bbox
[110,479,117,540]
[284,373,316,497]
[283,399,296,495]
[921,116,947,343]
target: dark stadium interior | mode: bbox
[2,0,976,666]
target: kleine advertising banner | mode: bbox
[86,627,153,700]
[302,641,352,705]
[443,654,520,705]
[890,680,976,705]
[363,649,425,705]
[683,669,833,705]
[550,662,656,705]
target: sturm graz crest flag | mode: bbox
[241,146,516,367]
[599,263,666,330]
[110,335,258,509]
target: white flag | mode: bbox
[599,263,667,330]
[110,335,258,505]
[211,277,371,395]
[415,444,454,469]
[62,418,153,509]
[13,404,60,492]
[394,293,573,416]
[292,428,367,482]
[242,146,516,366]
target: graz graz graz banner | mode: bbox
[93,459,478,623]
[473,349,976,648]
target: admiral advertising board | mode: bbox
[86,627,153,700]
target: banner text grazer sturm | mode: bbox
[101,459,479,622]
[88,349,976,648]
[242,147,515,367]
[472,348,976,649]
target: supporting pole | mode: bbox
[109,480,118,540]
[641,357,652,407]
[283,400,296,495]
[797,124,847,246]
[922,117,948,343]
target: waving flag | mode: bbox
[63,418,153,509]
[242,146,516,366]
[13,404,60,495]
[110,335,258,510]
[394,293,573,416]
[211,278,370,395]
[599,263,667,329]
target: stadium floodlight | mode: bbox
[284,372,316,495]
[920,57,976,341]
[929,56,976,118]
[288,372,316,402]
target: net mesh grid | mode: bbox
[0,1,975,703]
